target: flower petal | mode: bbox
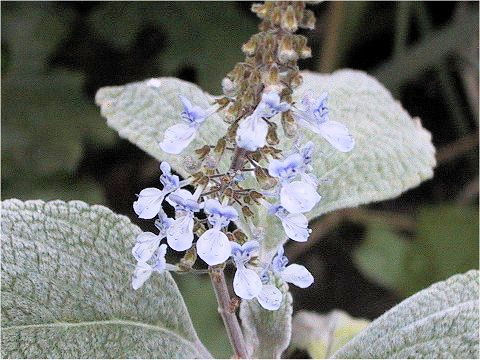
[280,180,321,214]
[318,120,355,152]
[280,213,311,242]
[159,123,197,154]
[132,262,153,290]
[236,115,269,151]
[233,265,263,300]
[196,228,232,265]
[133,187,164,219]
[152,244,168,273]
[166,215,194,251]
[132,232,161,262]
[257,284,283,311]
[281,264,314,288]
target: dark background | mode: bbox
[2,2,478,357]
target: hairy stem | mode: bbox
[209,268,248,358]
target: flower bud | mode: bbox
[242,36,257,56]
[251,3,267,18]
[281,5,298,32]
[254,166,278,190]
[203,155,218,170]
[266,122,280,146]
[278,35,298,64]
[221,78,236,98]
[281,111,298,138]
[301,9,316,30]
[183,155,202,174]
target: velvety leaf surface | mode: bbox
[333,270,479,359]
[1,199,210,359]
[239,285,293,359]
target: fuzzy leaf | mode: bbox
[95,70,436,260]
[333,270,479,359]
[1,199,210,358]
[239,286,293,359]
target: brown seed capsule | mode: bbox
[214,138,226,156]
[226,232,235,242]
[271,6,282,25]
[266,123,280,146]
[243,194,252,204]
[290,71,303,89]
[242,205,254,218]
[265,63,279,85]
[249,190,264,203]
[282,5,298,32]
[195,145,211,160]
[216,96,230,108]
[193,222,206,237]
[224,187,234,197]
[254,166,278,190]
[227,122,239,141]
[281,111,298,138]
[233,229,248,244]
[251,3,267,18]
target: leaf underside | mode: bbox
[333,270,480,359]
[1,199,210,359]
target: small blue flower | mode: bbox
[196,199,237,265]
[268,153,304,182]
[231,241,263,300]
[132,244,168,290]
[236,91,290,151]
[270,205,311,242]
[271,246,314,288]
[133,161,180,219]
[280,180,321,214]
[256,284,283,311]
[165,189,200,251]
[294,92,355,152]
[253,92,290,119]
[160,95,214,154]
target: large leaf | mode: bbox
[239,286,293,359]
[96,70,436,260]
[1,199,210,358]
[333,270,479,359]
[354,204,479,296]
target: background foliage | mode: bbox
[2,2,478,358]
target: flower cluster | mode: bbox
[130,1,354,311]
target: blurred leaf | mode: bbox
[333,270,479,359]
[88,2,256,93]
[354,204,479,296]
[239,286,293,359]
[175,275,231,358]
[1,199,210,358]
[2,3,115,201]
[291,310,370,359]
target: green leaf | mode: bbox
[291,310,369,359]
[1,199,210,358]
[88,2,256,93]
[333,270,480,359]
[96,70,436,261]
[354,204,479,296]
[239,286,293,359]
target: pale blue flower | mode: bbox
[231,241,263,299]
[294,92,354,152]
[133,161,179,219]
[236,114,269,151]
[268,153,303,182]
[253,92,290,119]
[165,189,200,251]
[280,180,321,214]
[160,95,214,154]
[256,284,283,311]
[236,91,290,151]
[272,246,314,288]
[196,199,236,265]
[270,205,311,242]
[132,244,168,290]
